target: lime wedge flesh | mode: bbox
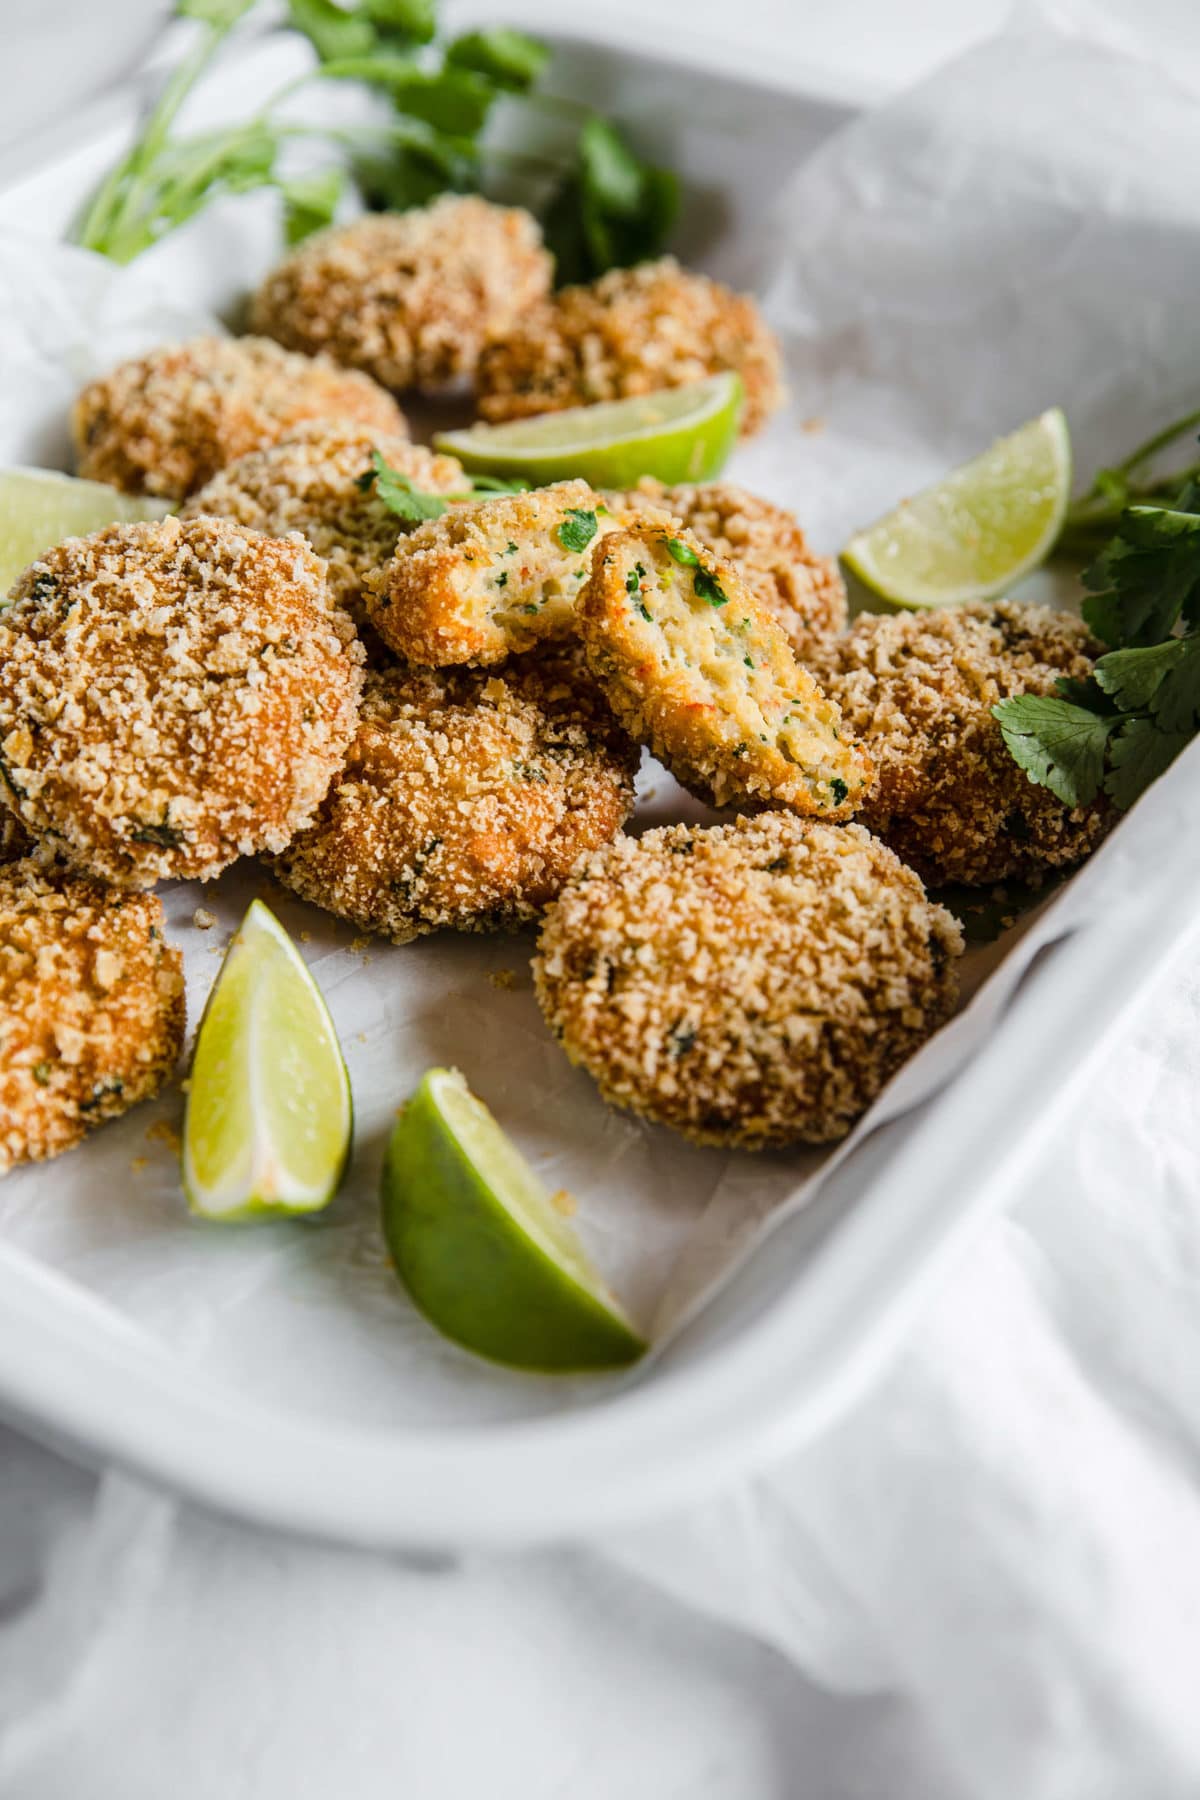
[381,1068,645,1372]
[0,467,170,598]
[842,409,1072,609]
[183,900,352,1222]
[435,373,743,489]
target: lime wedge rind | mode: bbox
[842,408,1072,610]
[434,374,743,490]
[183,900,352,1223]
[381,1068,645,1373]
[0,466,171,600]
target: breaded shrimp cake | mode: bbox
[612,479,846,658]
[182,423,465,626]
[251,197,553,394]
[809,602,1110,887]
[534,814,962,1149]
[73,335,405,502]
[476,258,784,438]
[272,652,637,943]
[0,863,185,1176]
[365,480,621,665]
[577,524,870,816]
[0,517,364,889]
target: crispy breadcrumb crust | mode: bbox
[613,479,847,658]
[365,480,618,665]
[809,602,1110,887]
[0,863,185,1175]
[578,524,870,816]
[73,336,405,502]
[182,423,465,626]
[272,651,638,943]
[534,814,963,1149]
[476,258,785,439]
[251,198,553,394]
[0,517,364,889]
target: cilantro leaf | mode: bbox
[992,695,1117,809]
[280,167,344,245]
[286,0,376,61]
[362,0,436,43]
[1082,501,1200,646]
[1094,635,1200,733]
[361,451,450,522]
[1104,716,1192,810]
[385,67,496,136]
[666,537,699,567]
[694,570,728,607]
[544,116,679,285]
[445,28,548,90]
[556,509,598,552]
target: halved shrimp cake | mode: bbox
[363,480,621,666]
[577,525,871,815]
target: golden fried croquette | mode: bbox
[250,197,554,394]
[272,652,638,943]
[364,480,621,665]
[809,602,1110,887]
[476,258,785,438]
[612,479,846,658]
[73,336,405,502]
[182,423,465,626]
[534,813,962,1149]
[0,517,363,889]
[577,524,870,816]
[0,863,184,1175]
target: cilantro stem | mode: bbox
[1059,408,1200,558]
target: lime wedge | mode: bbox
[842,409,1072,609]
[381,1068,645,1372]
[183,900,352,1222]
[0,467,170,598]
[435,373,743,489]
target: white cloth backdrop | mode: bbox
[4,4,1200,1797]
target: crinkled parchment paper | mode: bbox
[0,0,1194,1425]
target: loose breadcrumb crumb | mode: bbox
[476,258,785,438]
[0,863,184,1176]
[612,479,847,658]
[0,516,364,889]
[73,335,405,501]
[251,197,553,394]
[183,422,465,626]
[809,602,1111,886]
[272,651,638,944]
[534,813,963,1149]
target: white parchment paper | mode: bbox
[0,0,1195,1431]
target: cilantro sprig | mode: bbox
[74,0,679,273]
[359,450,527,521]
[996,474,1200,812]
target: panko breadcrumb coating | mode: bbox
[73,336,405,502]
[182,423,466,626]
[0,517,364,889]
[578,524,870,816]
[809,602,1110,887]
[476,258,784,438]
[365,480,620,665]
[251,198,553,394]
[0,863,184,1176]
[613,479,846,658]
[272,651,638,943]
[534,814,962,1149]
